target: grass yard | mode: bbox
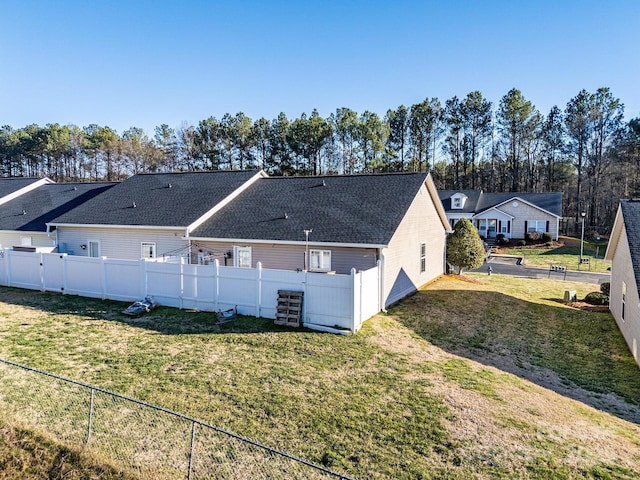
[0,274,639,479]
[497,236,610,273]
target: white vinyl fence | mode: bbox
[0,249,381,332]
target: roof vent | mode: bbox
[283,213,288,219]
[22,210,26,215]
[133,202,137,208]
[322,179,326,186]
[73,186,78,191]
[168,183,172,188]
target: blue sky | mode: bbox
[1,0,638,135]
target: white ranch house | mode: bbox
[438,190,563,240]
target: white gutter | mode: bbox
[46,223,186,231]
[186,236,388,249]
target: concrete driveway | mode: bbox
[472,255,610,285]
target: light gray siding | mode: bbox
[192,241,377,274]
[56,226,189,260]
[0,232,55,249]
[610,227,640,366]
[384,182,446,306]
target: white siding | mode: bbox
[610,227,640,367]
[384,182,446,306]
[498,201,559,240]
[57,226,188,260]
[192,241,377,274]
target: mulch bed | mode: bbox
[566,301,610,313]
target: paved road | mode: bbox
[472,255,610,285]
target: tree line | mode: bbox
[1,87,639,233]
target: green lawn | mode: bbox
[0,276,639,479]
[497,236,611,272]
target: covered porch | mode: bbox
[473,208,514,239]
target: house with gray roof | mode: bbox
[48,170,266,259]
[46,169,449,308]
[0,182,115,251]
[604,200,640,368]
[437,190,563,241]
[189,172,450,307]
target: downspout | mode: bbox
[378,248,387,313]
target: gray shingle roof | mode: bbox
[190,172,430,245]
[0,178,46,198]
[0,183,115,232]
[50,171,260,227]
[437,190,482,213]
[620,200,640,295]
[437,190,562,217]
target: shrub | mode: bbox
[584,292,609,305]
[516,239,526,247]
[600,282,610,297]
[542,232,553,243]
[446,218,486,274]
[525,231,542,243]
[498,237,510,246]
[496,233,505,241]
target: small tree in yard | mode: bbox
[447,217,486,274]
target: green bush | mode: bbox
[584,292,609,305]
[600,282,610,297]
[525,231,542,243]
[542,232,553,243]
[516,239,526,247]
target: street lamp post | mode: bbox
[579,211,586,261]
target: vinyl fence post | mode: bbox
[39,253,45,292]
[213,259,219,312]
[187,421,196,480]
[350,268,357,333]
[256,262,262,318]
[86,388,95,445]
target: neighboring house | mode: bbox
[437,190,563,240]
[188,172,450,307]
[0,182,115,250]
[604,199,640,368]
[48,170,265,259]
[0,177,55,206]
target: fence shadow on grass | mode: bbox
[392,288,640,425]
[0,287,315,336]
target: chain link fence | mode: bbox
[0,358,354,479]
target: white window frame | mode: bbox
[420,242,426,273]
[88,240,100,258]
[527,220,546,233]
[234,246,252,268]
[309,249,331,271]
[452,197,462,209]
[141,242,156,259]
[622,281,627,322]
